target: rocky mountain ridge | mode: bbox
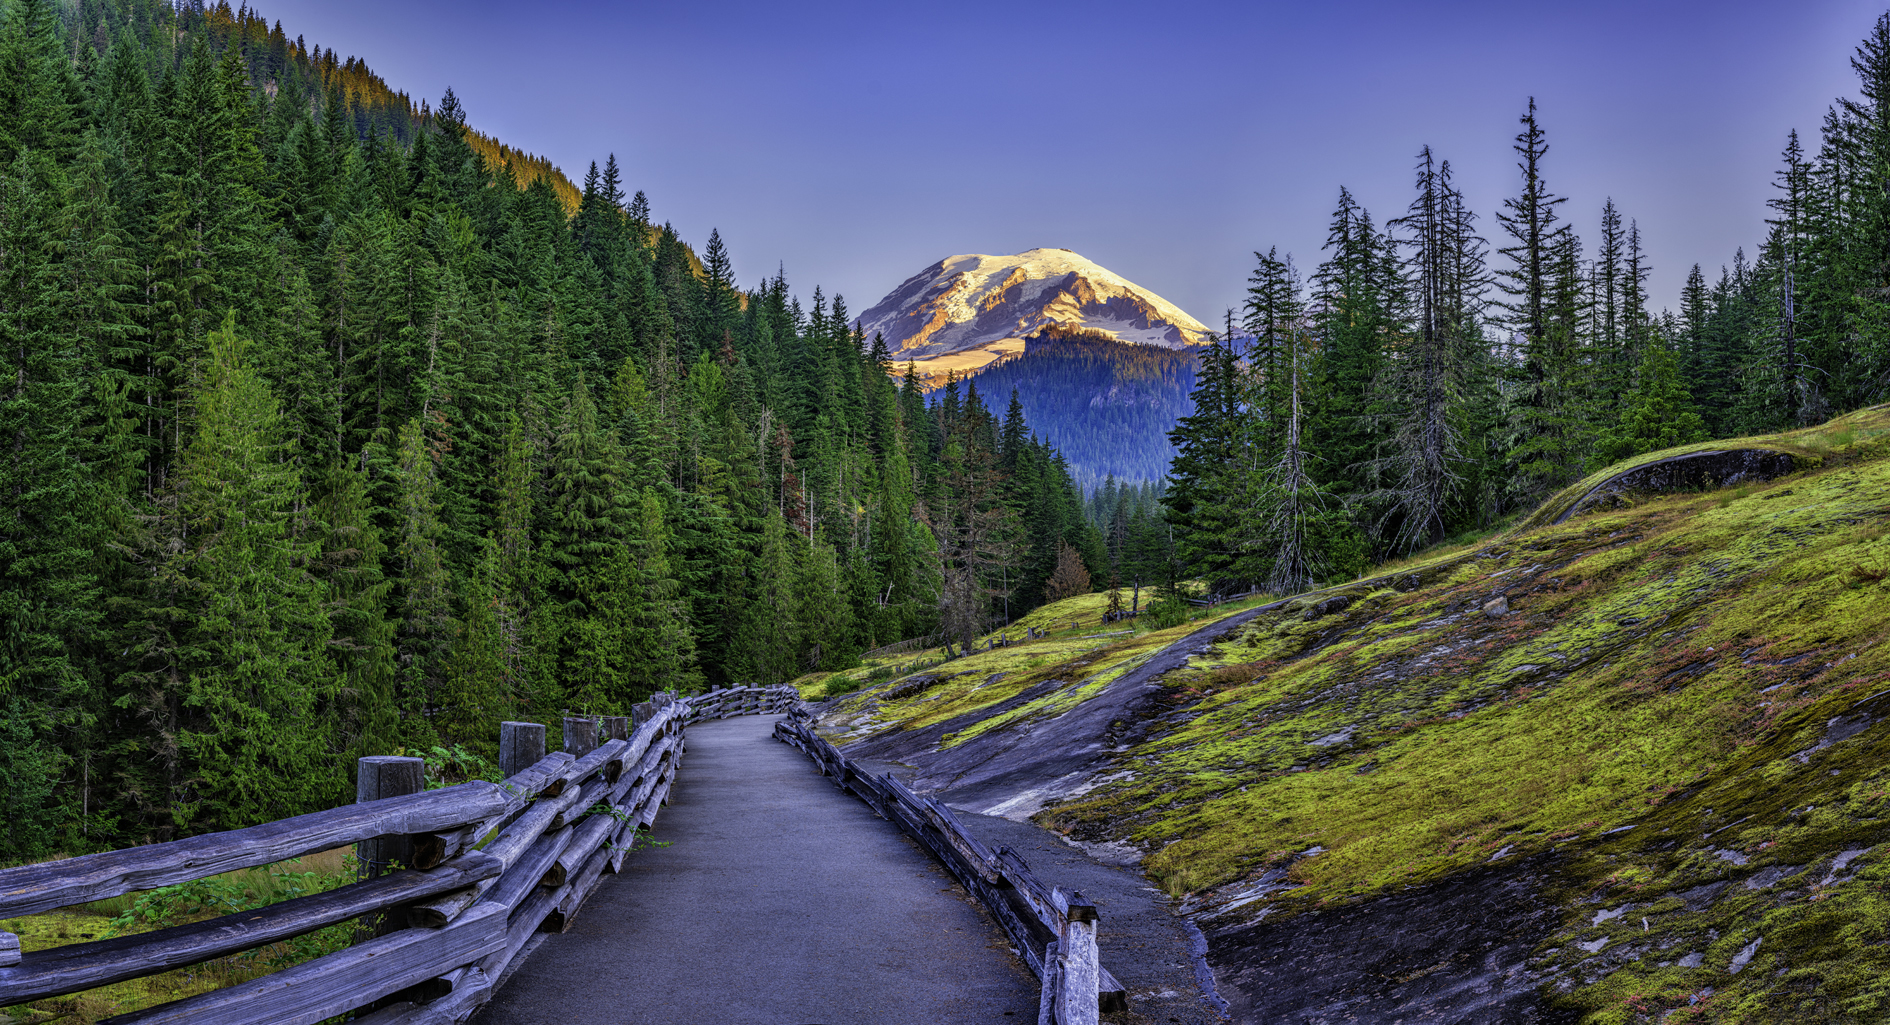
[857,249,1212,378]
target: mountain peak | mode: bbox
[858,250,1211,380]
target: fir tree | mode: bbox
[316,460,397,760]
[1374,148,1480,553]
[1496,98,1581,502]
[392,417,453,743]
[0,148,99,856]
[1597,332,1708,464]
[169,316,337,832]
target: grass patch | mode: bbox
[2,849,356,1023]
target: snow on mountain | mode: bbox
[856,249,1213,362]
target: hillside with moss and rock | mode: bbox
[797,408,1890,1023]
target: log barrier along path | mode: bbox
[475,715,1040,1025]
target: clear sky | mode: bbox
[274,0,1887,324]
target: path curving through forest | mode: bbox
[472,715,1038,1025]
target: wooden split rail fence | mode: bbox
[0,686,797,1025]
[679,684,798,723]
[772,708,1126,1025]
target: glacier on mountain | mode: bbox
[855,248,1212,361]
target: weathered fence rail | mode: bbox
[0,686,778,1024]
[679,683,797,723]
[772,708,1125,1025]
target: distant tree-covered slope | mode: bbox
[0,0,1100,855]
[962,328,1199,491]
[83,0,583,211]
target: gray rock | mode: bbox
[1728,937,1762,974]
[1554,449,1797,524]
[1677,882,1727,912]
[1742,864,1804,890]
[1206,855,1568,1024]
[1309,726,1356,748]
[1484,596,1510,618]
[1792,714,1874,764]
[1678,952,1704,968]
[1301,594,1356,621]
[1821,848,1871,886]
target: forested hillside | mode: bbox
[0,0,1101,858]
[967,328,1198,492]
[1162,24,1890,597]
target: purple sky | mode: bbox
[275,0,1886,322]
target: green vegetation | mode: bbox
[971,327,1199,490]
[832,406,1890,1023]
[0,0,1104,861]
[1062,411,1890,900]
[813,588,1265,742]
[1148,16,1890,610]
[2,849,355,1022]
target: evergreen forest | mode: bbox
[971,327,1198,494]
[1161,25,1890,596]
[0,0,1103,858]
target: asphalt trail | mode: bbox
[474,715,1038,1025]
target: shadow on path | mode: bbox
[474,715,1038,1025]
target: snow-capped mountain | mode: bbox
[858,249,1209,485]
[857,249,1212,365]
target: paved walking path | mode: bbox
[474,715,1039,1025]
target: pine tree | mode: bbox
[1309,187,1392,499]
[169,315,337,832]
[793,538,856,673]
[316,460,397,760]
[1756,131,1821,425]
[0,146,99,857]
[932,413,1015,650]
[392,417,454,744]
[1374,148,1479,553]
[1597,332,1708,464]
[490,412,541,714]
[622,486,696,695]
[0,0,78,165]
[1163,336,1243,588]
[540,381,648,706]
[732,511,799,683]
[1593,198,1629,409]
[1496,98,1582,501]
[1252,304,1335,593]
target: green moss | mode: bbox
[1043,411,1890,903]
[831,408,1890,1022]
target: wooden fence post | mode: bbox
[498,722,545,778]
[1055,890,1101,1025]
[564,717,599,757]
[602,715,630,741]
[356,755,424,941]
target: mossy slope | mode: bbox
[820,405,1890,1024]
